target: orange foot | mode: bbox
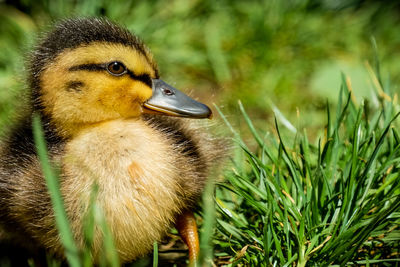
[176,210,200,264]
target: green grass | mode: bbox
[212,67,400,265]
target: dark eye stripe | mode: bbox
[68,64,105,72]
[68,63,152,87]
[127,70,152,87]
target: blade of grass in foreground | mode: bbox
[199,178,216,266]
[153,241,158,267]
[97,206,120,267]
[32,114,80,267]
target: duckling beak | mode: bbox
[143,79,212,119]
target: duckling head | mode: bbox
[29,18,211,137]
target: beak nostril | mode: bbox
[163,88,174,96]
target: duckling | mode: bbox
[0,18,224,264]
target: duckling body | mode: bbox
[0,18,222,263]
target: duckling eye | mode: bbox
[107,61,127,76]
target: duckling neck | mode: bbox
[51,119,132,139]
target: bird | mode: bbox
[0,17,224,264]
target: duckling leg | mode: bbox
[176,210,200,263]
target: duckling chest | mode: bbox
[62,119,185,222]
[62,119,188,260]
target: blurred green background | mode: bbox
[1,0,400,136]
